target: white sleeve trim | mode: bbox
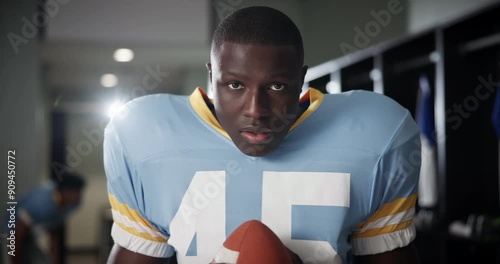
[352,224,416,256]
[111,223,175,258]
[355,208,415,234]
[111,209,167,239]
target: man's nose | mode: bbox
[243,89,270,119]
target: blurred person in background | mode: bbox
[2,172,85,264]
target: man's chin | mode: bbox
[237,143,276,157]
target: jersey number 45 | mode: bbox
[169,171,350,264]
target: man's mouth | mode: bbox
[240,126,274,144]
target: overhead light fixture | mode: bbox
[113,48,134,62]
[101,74,118,87]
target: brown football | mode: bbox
[211,220,298,264]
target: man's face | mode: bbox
[61,189,82,208]
[208,42,307,157]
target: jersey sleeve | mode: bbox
[104,122,175,258]
[351,112,421,255]
[17,186,59,228]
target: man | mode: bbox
[105,6,420,264]
[3,173,85,264]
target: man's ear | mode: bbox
[206,62,212,85]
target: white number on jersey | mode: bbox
[169,171,350,264]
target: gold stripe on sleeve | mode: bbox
[108,194,163,235]
[356,194,417,230]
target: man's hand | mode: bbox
[287,248,304,264]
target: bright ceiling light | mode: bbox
[107,101,125,117]
[101,74,118,87]
[113,48,134,62]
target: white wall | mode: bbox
[408,0,498,33]
[67,174,108,249]
[64,112,109,249]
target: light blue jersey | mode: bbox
[3,183,64,232]
[104,88,420,264]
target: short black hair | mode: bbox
[211,6,304,65]
[56,172,85,191]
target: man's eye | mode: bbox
[270,84,286,91]
[228,82,244,90]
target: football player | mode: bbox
[105,6,421,264]
[3,173,85,264]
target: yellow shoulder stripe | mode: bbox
[189,87,324,139]
[108,194,161,235]
[356,194,417,230]
[290,88,324,131]
[189,88,230,139]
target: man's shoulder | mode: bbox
[324,90,408,115]
[111,93,187,122]
[317,90,413,130]
[106,93,190,134]
[21,182,55,202]
[17,183,60,225]
[104,93,203,162]
[298,90,418,154]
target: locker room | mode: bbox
[1,0,500,263]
